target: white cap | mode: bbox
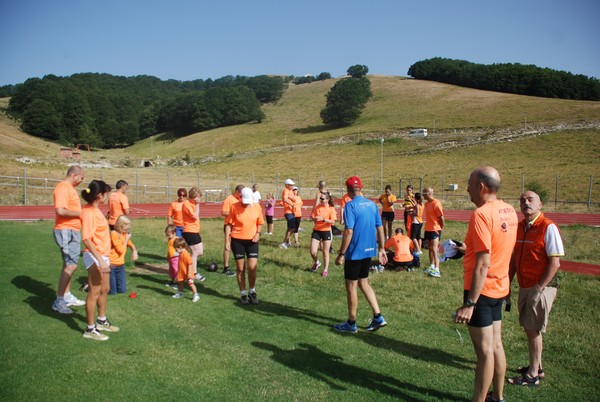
[241,187,254,204]
[284,179,295,185]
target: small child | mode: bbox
[165,225,179,289]
[265,193,275,235]
[172,237,200,303]
[108,215,138,295]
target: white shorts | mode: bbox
[83,252,110,270]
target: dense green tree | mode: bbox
[317,72,332,80]
[20,99,62,140]
[347,65,369,78]
[320,76,372,127]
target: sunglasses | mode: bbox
[320,198,326,201]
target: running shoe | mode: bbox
[96,319,120,332]
[428,268,441,278]
[192,294,200,303]
[83,326,109,341]
[333,321,358,333]
[194,273,206,281]
[366,315,387,332]
[52,299,73,314]
[279,242,289,249]
[322,270,328,278]
[65,294,86,307]
[240,295,249,305]
[172,292,184,299]
[249,292,259,305]
[311,260,321,272]
[223,269,236,276]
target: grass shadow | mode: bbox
[11,275,85,332]
[253,341,464,400]
[292,125,331,134]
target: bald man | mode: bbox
[422,187,444,277]
[454,167,518,402]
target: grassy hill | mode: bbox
[0,76,599,208]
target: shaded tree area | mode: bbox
[7,73,284,148]
[408,58,600,101]
[320,74,372,127]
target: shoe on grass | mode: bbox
[172,292,184,299]
[194,273,206,281]
[65,294,86,307]
[192,294,200,303]
[52,299,73,314]
[249,292,259,305]
[366,315,387,332]
[507,373,540,387]
[333,321,357,333]
[311,260,321,272]
[240,295,249,305]
[96,319,120,332]
[428,268,441,278]
[223,268,236,276]
[83,326,109,341]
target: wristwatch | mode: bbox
[465,298,476,307]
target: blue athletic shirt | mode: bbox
[343,195,383,260]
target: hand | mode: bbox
[378,249,388,266]
[252,233,260,243]
[335,254,344,266]
[131,250,139,261]
[99,259,110,274]
[454,305,474,324]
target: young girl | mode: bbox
[108,215,138,295]
[168,188,187,237]
[172,237,200,303]
[310,193,337,277]
[165,224,179,288]
[81,180,118,341]
[264,193,275,235]
[181,187,205,281]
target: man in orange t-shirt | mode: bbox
[221,184,244,276]
[454,167,518,402]
[107,180,130,230]
[279,178,296,249]
[384,228,417,271]
[52,165,85,314]
[423,187,444,277]
[226,187,264,305]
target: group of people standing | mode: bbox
[51,165,565,402]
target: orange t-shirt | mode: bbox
[340,193,352,208]
[384,234,414,262]
[222,194,240,222]
[412,203,424,224]
[312,204,337,231]
[53,181,82,230]
[182,199,200,233]
[294,195,303,218]
[168,201,184,227]
[282,188,296,214]
[463,200,518,298]
[227,203,264,240]
[424,198,444,231]
[177,249,193,282]
[108,191,130,225]
[109,231,134,266]
[167,237,177,258]
[81,205,111,256]
[379,193,397,212]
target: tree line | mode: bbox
[408,57,600,101]
[5,73,288,148]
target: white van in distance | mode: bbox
[409,128,428,137]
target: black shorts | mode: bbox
[294,217,302,233]
[182,232,202,246]
[464,290,503,328]
[231,238,259,260]
[410,223,423,240]
[424,230,442,240]
[266,215,273,224]
[311,230,332,241]
[344,258,372,281]
[385,252,413,268]
[381,211,395,221]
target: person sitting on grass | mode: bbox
[172,237,200,303]
[384,228,419,272]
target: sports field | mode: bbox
[1,218,598,401]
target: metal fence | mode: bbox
[1,168,597,211]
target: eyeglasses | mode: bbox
[320,198,326,201]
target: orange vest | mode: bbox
[514,213,560,288]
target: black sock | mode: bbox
[348,320,356,326]
[374,313,381,319]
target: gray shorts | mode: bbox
[53,229,81,266]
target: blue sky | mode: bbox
[1,0,598,86]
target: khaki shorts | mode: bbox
[518,286,557,333]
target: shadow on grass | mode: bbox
[253,341,464,400]
[237,298,337,328]
[11,275,85,332]
[361,333,472,370]
[292,125,331,134]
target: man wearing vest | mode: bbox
[507,190,564,387]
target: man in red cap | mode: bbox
[334,176,388,333]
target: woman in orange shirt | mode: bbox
[292,186,303,246]
[225,187,264,305]
[310,193,337,277]
[81,180,119,341]
[182,187,205,282]
[168,188,187,237]
[410,192,424,255]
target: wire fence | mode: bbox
[0,168,597,211]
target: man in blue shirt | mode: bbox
[334,176,388,333]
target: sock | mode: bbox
[240,290,247,296]
[249,288,256,294]
[87,324,95,331]
[223,266,229,271]
[374,313,381,319]
[348,320,356,326]
[97,316,107,322]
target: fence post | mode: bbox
[588,175,593,209]
[521,174,525,194]
[419,176,423,193]
[197,170,201,189]
[23,168,27,206]
[167,171,170,202]
[441,176,445,200]
[554,175,559,208]
[399,178,403,199]
[135,170,139,204]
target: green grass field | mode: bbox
[1,218,599,401]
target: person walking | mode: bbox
[52,165,86,314]
[221,185,244,276]
[225,187,264,305]
[453,167,518,402]
[423,187,444,277]
[507,190,564,387]
[291,186,303,246]
[279,179,296,249]
[333,176,388,333]
[310,192,337,277]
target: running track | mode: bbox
[1,202,598,275]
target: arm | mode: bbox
[335,228,353,266]
[252,225,262,243]
[127,236,138,261]
[376,226,388,265]
[438,215,445,230]
[537,256,561,289]
[455,251,490,323]
[55,207,80,219]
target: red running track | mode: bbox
[1,202,598,275]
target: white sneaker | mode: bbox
[416,250,423,256]
[65,294,86,307]
[428,268,441,278]
[279,242,289,249]
[194,273,206,281]
[192,294,200,303]
[83,327,109,341]
[52,299,73,314]
[172,292,184,299]
[311,260,321,272]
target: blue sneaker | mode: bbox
[366,315,387,332]
[333,321,358,333]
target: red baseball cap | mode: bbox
[345,176,363,189]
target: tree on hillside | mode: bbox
[347,65,369,78]
[20,99,62,140]
[320,76,372,127]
